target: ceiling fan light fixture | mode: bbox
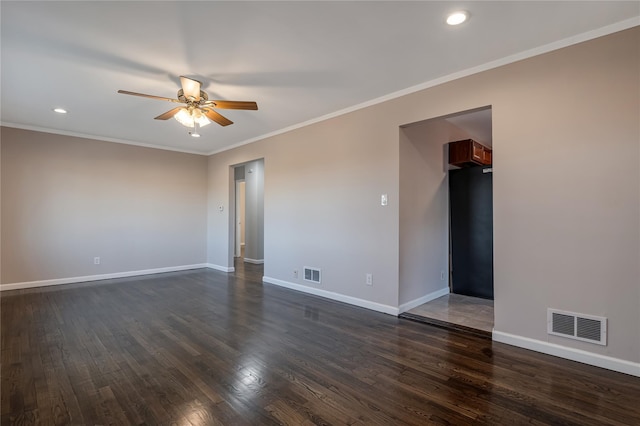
[119,75,254,131]
[174,107,211,128]
[446,11,468,26]
[174,108,194,127]
[191,108,211,127]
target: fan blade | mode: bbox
[118,90,181,103]
[203,108,233,126]
[180,76,201,101]
[154,107,184,120]
[206,100,258,110]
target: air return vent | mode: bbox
[547,309,607,345]
[303,267,321,284]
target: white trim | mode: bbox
[493,330,640,378]
[263,276,398,316]
[206,18,640,156]
[0,264,208,291]
[0,122,208,156]
[206,263,235,273]
[243,258,264,265]
[399,286,450,313]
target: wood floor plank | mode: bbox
[2,264,639,425]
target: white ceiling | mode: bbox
[1,1,638,155]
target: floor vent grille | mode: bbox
[547,309,607,345]
[303,267,321,284]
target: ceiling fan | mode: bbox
[118,76,258,137]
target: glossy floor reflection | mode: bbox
[233,254,264,283]
[2,269,638,425]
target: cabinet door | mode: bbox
[482,149,492,165]
[449,140,471,165]
[472,142,484,162]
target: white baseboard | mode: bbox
[206,263,235,273]
[493,330,640,377]
[399,286,450,313]
[0,264,209,291]
[243,258,264,264]
[263,276,398,316]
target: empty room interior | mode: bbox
[1,2,639,425]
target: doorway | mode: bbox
[231,159,265,279]
[398,107,494,336]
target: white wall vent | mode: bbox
[547,309,607,346]
[303,267,321,284]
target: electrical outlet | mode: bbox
[94,257,100,265]
[366,273,373,286]
[293,269,299,279]
[441,270,446,281]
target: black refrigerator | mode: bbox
[449,166,494,299]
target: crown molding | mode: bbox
[207,17,640,156]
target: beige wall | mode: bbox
[239,182,246,246]
[207,27,639,363]
[242,159,264,263]
[207,113,400,307]
[489,28,639,364]
[1,128,208,284]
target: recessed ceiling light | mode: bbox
[447,11,468,26]
[53,108,68,114]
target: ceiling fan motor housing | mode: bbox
[177,89,209,104]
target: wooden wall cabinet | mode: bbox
[448,139,492,167]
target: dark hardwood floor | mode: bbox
[2,262,639,425]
